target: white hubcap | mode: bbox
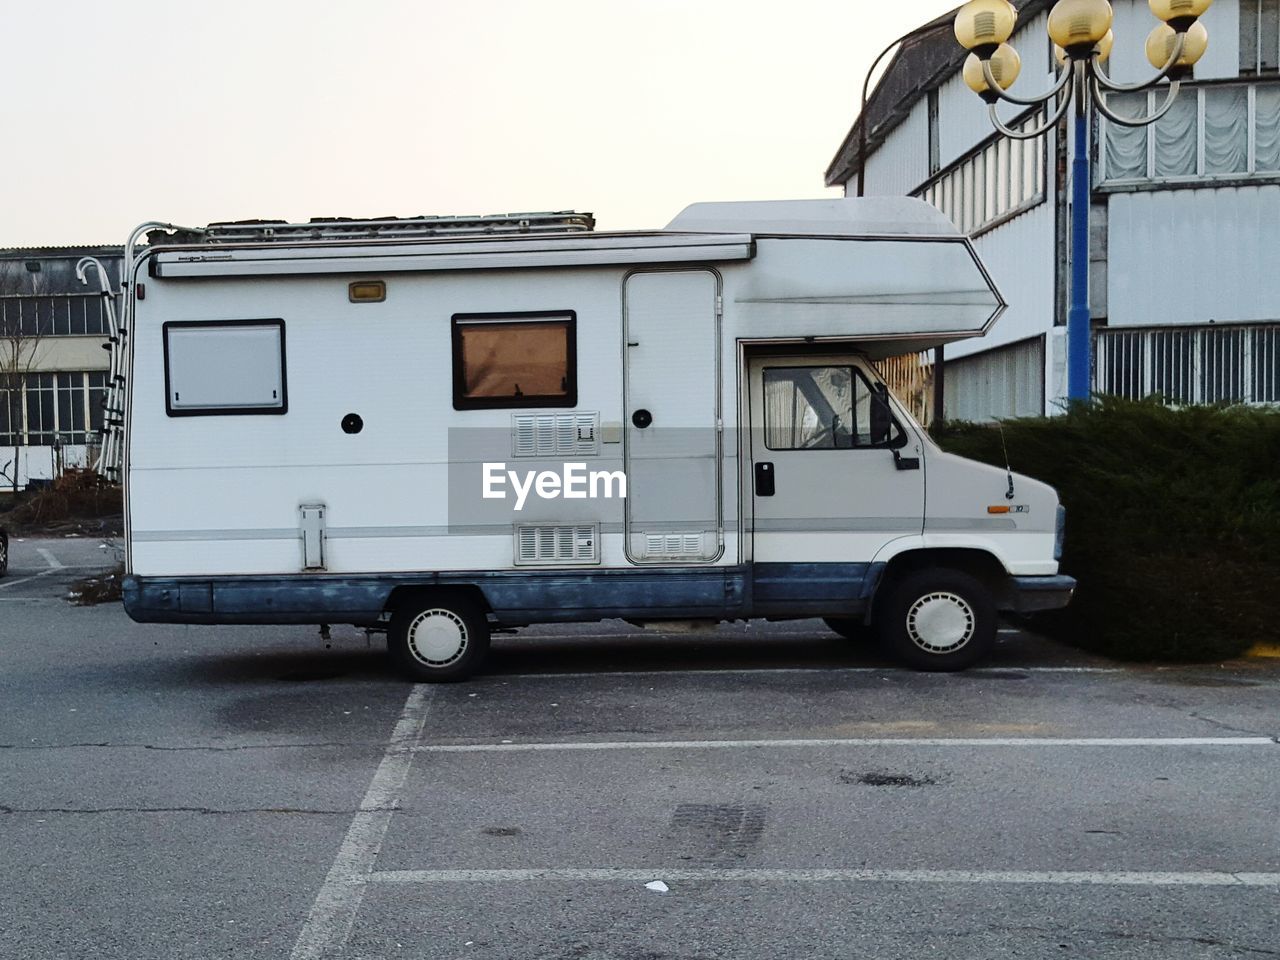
[405,608,468,668]
[906,592,975,654]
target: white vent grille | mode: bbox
[512,413,599,457]
[515,524,599,565]
[643,533,707,559]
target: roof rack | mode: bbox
[196,211,595,244]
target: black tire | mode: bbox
[0,529,7,577]
[823,616,871,642]
[875,568,996,672]
[387,594,490,682]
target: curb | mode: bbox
[1245,643,1280,659]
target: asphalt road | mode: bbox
[1,536,1277,960]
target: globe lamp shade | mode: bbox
[1146,19,1208,70]
[955,0,1019,59]
[963,44,1023,102]
[1048,0,1115,56]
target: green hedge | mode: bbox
[933,398,1280,662]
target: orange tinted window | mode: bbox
[453,314,575,409]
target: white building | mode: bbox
[827,0,1280,421]
[0,247,119,489]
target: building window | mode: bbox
[0,295,111,337]
[1101,81,1280,183]
[163,320,287,416]
[0,371,109,446]
[927,89,941,177]
[914,110,1047,235]
[452,312,577,410]
[1240,0,1280,75]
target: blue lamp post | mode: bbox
[952,0,1212,403]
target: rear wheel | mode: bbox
[823,616,871,642]
[388,594,490,682]
[875,569,996,671]
[0,530,7,577]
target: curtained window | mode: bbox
[1102,81,1280,183]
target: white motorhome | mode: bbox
[118,198,1073,680]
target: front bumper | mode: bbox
[1007,574,1076,613]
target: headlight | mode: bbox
[1054,504,1067,561]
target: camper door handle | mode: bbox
[754,462,776,497]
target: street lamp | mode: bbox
[855,17,954,424]
[953,0,1212,403]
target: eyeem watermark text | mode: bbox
[482,462,628,511]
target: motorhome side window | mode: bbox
[163,320,286,417]
[451,312,577,410]
[763,366,903,450]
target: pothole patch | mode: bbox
[842,771,938,787]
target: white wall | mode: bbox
[861,107,930,197]
[1108,183,1280,326]
[944,336,1046,422]
[937,12,1054,172]
[1106,0,1238,84]
[0,445,90,490]
[949,199,1058,360]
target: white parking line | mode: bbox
[365,867,1280,888]
[488,666,1123,680]
[37,548,64,570]
[0,569,60,591]
[290,685,432,960]
[0,563,103,592]
[413,736,1275,754]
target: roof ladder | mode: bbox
[76,257,125,483]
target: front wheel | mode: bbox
[876,569,996,671]
[0,529,7,577]
[388,594,490,682]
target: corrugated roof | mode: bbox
[825,0,1052,187]
[0,245,123,256]
[0,248,124,297]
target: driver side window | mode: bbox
[763,366,902,450]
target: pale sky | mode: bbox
[0,0,957,247]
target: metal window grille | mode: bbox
[1094,323,1280,404]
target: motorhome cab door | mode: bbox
[747,355,925,564]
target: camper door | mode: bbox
[623,270,722,563]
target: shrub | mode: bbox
[933,398,1280,661]
[3,469,123,534]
